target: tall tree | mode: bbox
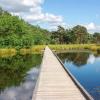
[57,26,66,44]
[0,7,3,15]
[72,25,88,44]
[64,29,76,44]
[0,7,50,48]
[93,32,100,44]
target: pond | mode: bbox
[0,54,42,100]
[57,50,100,100]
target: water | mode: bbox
[57,51,100,100]
[0,54,42,100]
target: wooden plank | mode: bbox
[32,46,86,100]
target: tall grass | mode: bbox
[0,44,100,57]
[49,44,100,52]
[20,45,46,55]
[0,49,16,57]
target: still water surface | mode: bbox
[57,51,100,100]
[0,54,42,100]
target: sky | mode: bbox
[0,0,100,32]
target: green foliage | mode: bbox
[58,52,90,67]
[0,8,50,48]
[50,25,100,44]
[93,32,100,44]
[0,7,100,48]
[49,44,100,52]
[0,54,42,90]
[72,25,88,43]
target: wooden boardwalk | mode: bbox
[32,46,87,100]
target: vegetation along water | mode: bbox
[0,7,100,100]
[0,53,42,100]
[57,50,100,100]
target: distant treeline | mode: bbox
[51,25,100,44]
[0,7,100,48]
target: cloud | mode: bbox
[85,22,100,32]
[49,22,68,30]
[0,67,39,100]
[25,13,63,23]
[86,23,96,30]
[87,54,95,64]
[0,0,65,30]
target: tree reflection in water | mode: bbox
[0,54,42,100]
[58,50,99,67]
[58,51,90,67]
[57,50,100,100]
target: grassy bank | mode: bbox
[0,49,16,57]
[49,44,100,52]
[20,45,46,55]
[0,45,46,57]
[0,44,100,57]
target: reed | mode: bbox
[31,45,46,54]
[0,44,99,57]
[20,45,46,55]
[49,44,100,52]
[0,48,16,57]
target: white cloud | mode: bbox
[86,23,96,30]
[87,54,95,64]
[85,22,100,32]
[25,13,63,23]
[0,67,39,100]
[49,22,68,30]
[0,0,65,30]
[22,0,44,6]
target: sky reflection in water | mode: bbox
[58,51,100,100]
[0,67,39,100]
[0,54,42,100]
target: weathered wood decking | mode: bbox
[32,46,87,100]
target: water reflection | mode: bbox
[57,51,100,100]
[0,54,42,100]
[87,54,96,64]
[58,51,90,67]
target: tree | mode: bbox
[57,26,66,44]
[51,31,59,44]
[0,7,3,15]
[93,32,100,44]
[0,7,50,48]
[64,29,76,44]
[72,25,88,44]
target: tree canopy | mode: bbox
[50,25,100,44]
[0,7,100,48]
[0,8,50,48]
